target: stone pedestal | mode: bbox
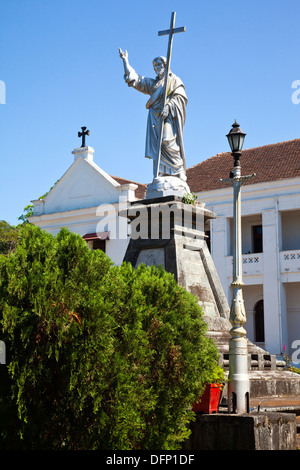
[121,195,231,327]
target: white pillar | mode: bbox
[210,215,228,292]
[262,208,282,355]
[280,282,288,354]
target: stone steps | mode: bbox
[206,326,286,372]
[220,370,300,405]
[248,370,300,397]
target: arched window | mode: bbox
[254,299,265,343]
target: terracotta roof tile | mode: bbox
[186,139,300,193]
[111,176,147,199]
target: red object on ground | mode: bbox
[192,384,223,414]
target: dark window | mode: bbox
[252,225,263,253]
[92,239,106,252]
[254,299,265,343]
[205,231,211,252]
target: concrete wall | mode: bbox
[183,412,297,450]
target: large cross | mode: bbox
[78,126,90,147]
[154,12,186,178]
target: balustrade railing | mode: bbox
[227,252,263,276]
[280,249,300,273]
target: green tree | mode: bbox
[0,221,20,254]
[0,224,222,450]
[18,179,60,223]
[18,204,34,223]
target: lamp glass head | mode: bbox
[226,121,246,153]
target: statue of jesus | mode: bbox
[119,48,188,183]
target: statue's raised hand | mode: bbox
[119,48,128,60]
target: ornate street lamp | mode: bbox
[222,121,255,413]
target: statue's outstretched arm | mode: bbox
[119,48,136,85]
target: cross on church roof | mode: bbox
[78,126,90,147]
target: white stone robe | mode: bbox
[125,70,188,180]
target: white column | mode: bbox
[211,215,228,294]
[262,208,282,355]
[280,282,288,354]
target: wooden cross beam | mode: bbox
[78,126,90,147]
[154,12,186,179]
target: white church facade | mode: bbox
[29,144,146,267]
[29,138,300,364]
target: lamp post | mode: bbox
[222,121,255,414]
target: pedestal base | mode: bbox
[145,176,191,199]
[121,195,230,322]
[228,335,250,413]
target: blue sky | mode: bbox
[1,0,300,225]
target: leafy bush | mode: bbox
[0,224,222,450]
[0,221,20,255]
[182,193,198,205]
[283,344,300,375]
